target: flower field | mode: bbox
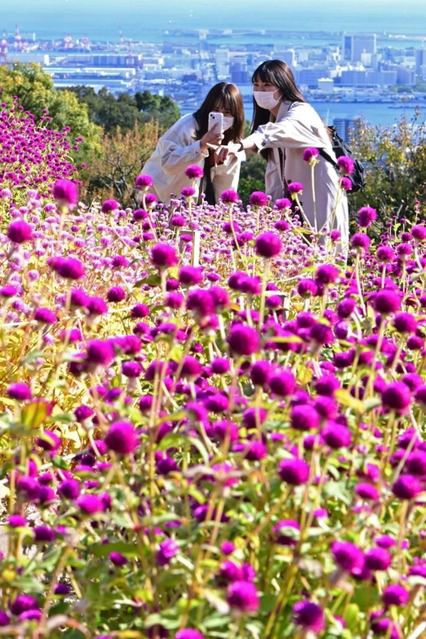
[1,102,426,639]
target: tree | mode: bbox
[238,152,267,205]
[79,120,159,208]
[349,112,426,233]
[0,63,102,152]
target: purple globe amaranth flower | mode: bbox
[287,182,304,196]
[411,224,426,242]
[228,324,260,356]
[269,369,296,397]
[110,551,128,567]
[365,547,392,571]
[250,360,272,386]
[382,584,409,607]
[393,312,417,334]
[302,147,319,164]
[49,256,85,280]
[76,494,105,515]
[34,525,56,543]
[175,630,204,639]
[107,287,126,303]
[381,382,412,414]
[297,278,318,298]
[181,186,196,198]
[273,519,300,546]
[54,584,71,596]
[179,266,203,286]
[0,611,10,626]
[275,197,292,210]
[58,479,81,500]
[8,515,27,528]
[211,358,231,374]
[227,580,259,613]
[278,457,310,485]
[105,421,138,455]
[392,474,422,500]
[7,382,32,401]
[242,407,267,429]
[220,189,239,204]
[101,199,120,213]
[255,231,282,258]
[53,178,78,207]
[332,541,364,575]
[16,476,40,501]
[316,264,339,285]
[135,174,154,189]
[36,430,61,452]
[355,482,380,501]
[0,284,18,297]
[184,165,204,179]
[358,206,377,228]
[249,191,268,207]
[151,243,177,270]
[10,594,39,616]
[157,538,179,566]
[351,232,371,252]
[180,355,202,379]
[337,155,355,175]
[7,220,33,244]
[374,289,402,315]
[290,404,319,431]
[322,422,352,449]
[122,360,143,378]
[340,177,353,191]
[337,297,356,319]
[34,307,57,324]
[377,244,395,263]
[293,600,325,633]
[86,340,115,367]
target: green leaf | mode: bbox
[324,480,352,506]
[260,593,277,614]
[92,542,140,558]
[334,389,365,413]
[21,400,51,429]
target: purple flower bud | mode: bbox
[374,290,401,315]
[110,552,128,567]
[273,519,300,546]
[86,340,115,367]
[332,541,364,575]
[105,421,138,455]
[179,266,203,286]
[228,324,260,356]
[107,287,126,303]
[34,525,56,542]
[392,474,422,500]
[101,200,120,213]
[58,479,81,500]
[287,182,303,196]
[322,422,352,449]
[36,430,61,452]
[351,232,370,252]
[54,584,71,596]
[7,220,32,244]
[220,189,239,204]
[157,538,179,566]
[316,264,339,285]
[382,584,409,607]
[278,457,310,485]
[290,404,319,431]
[303,147,320,163]
[255,231,282,258]
[249,191,268,207]
[297,278,318,298]
[76,494,105,515]
[10,595,39,616]
[411,225,426,242]
[184,165,204,179]
[7,382,32,400]
[365,547,392,571]
[393,312,417,334]
[181,186,196,198]
[358,206,377,228]
[175,630,204,639]
[53,179,78,207]
[8,515,27,528]
[293,600,325,633]
[151,243,177,269]
[355,483,380,501]
[382,382,412,414]
[135,174,154,189]
[226,580,259,613]
[337,155,355,175]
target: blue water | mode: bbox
[2,0,426,41]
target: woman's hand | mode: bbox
[200,123,224,154]
[212,146,230,165]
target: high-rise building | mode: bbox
[333,117,357,143]
[415,48,426,78]
[342,34,377,63]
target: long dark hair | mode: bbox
[251,60,306,133]
[193,82,245,144]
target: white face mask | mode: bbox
[222,115,234,131]
[253,89,281,110]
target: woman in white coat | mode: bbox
[238,60,348,247]
[142,83,245,205]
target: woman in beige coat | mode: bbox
[238,60,348,248]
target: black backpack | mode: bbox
[319,126,366,194]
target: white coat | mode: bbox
[141,114,244,205]
[247,101,349,246]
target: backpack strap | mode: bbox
[318,148,339,171]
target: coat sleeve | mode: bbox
[158,116,209,176]
[246,106,331,153]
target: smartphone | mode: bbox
[208,111,224,133]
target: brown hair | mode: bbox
[251,60,305,129]
[251,60,306,159]
[193,82,245,144]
